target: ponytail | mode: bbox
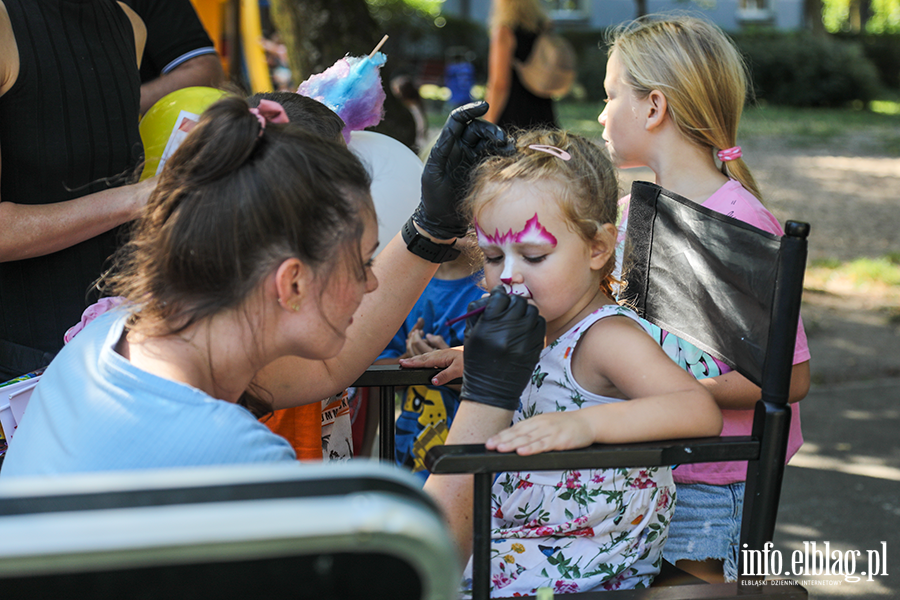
[720,156,763,203]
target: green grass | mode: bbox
[739,103,900,138]
[553,100,900,148]
[557,101,605,139]
[806,254,900,291]
[428,100,900,154]
[871,100,900,116]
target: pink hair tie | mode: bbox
[249,99,290,137]
[717,146,742,162]
[528,144,571,161]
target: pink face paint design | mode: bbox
[475,214,558,299]
[475,214,558,247]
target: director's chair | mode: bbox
[358,180,811,599]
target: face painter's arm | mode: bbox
[256,103,513,408]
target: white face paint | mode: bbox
[475,214,558,299]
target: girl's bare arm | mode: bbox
[424,400,514,564]
[488,317,722,455]
[483,25,515,124]
[698,361,810,409]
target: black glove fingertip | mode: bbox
[451,100,489,123]
[467,294,490,313]
[505,294,530,319]
[482,286,511,319]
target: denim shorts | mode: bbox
[662,482,745,582]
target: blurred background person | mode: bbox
[391,75,429,155]
[483,0,559,131]
[123,0,225,115]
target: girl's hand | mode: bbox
[405,317,450,357]
[486,412,595,456]
[399,347,464,386]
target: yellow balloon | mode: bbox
[139,86,227,181]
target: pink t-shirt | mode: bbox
[616,180,811,485]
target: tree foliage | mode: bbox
[268,0,416,148]
[822,0,900,32]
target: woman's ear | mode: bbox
[645,89,668,132]
[274,258,309,313]
[589,223,618,271]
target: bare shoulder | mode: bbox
[570,313,651,397]
[576,313,657,363]
[0,0,18,97]
[572,312,696,397]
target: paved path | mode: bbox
[774,377,900,598]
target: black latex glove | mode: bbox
[415,101,514,240]
[460,286,546,411]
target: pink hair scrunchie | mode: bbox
[249,99,290,137]
[63,296,127,344]
[717,146,742,162]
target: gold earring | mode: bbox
[291,303,301,312]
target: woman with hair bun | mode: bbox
[0,98,530,478]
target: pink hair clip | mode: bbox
[528,144,571,161]
[717,146,742,162]
[249,99,290,137]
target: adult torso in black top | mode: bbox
[0,0,143,378]
[497,27,559,132]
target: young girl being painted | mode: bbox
[599,15,812,583]
[426,129,722,597]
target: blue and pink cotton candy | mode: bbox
[297,52,387,144]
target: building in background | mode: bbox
[441,0,804,32]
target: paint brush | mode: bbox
[445,305,486,328]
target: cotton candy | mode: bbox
[297,52,387,144]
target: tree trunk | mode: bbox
[803,0,827,35]
[268,0,417,149]
[634,0,648,19]
[849,0,871,31]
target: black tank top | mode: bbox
[497,27,558,132]
[0,0,143,377]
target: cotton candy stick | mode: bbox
[297,35,390,143]
[369,35,388,58]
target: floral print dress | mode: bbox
[462,305,676,598]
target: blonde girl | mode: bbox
[424,129,721,596]
[599,14,811,582]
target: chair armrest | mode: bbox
[352,364,444,387]
[425,436,759,474]
[352,364,460,462]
